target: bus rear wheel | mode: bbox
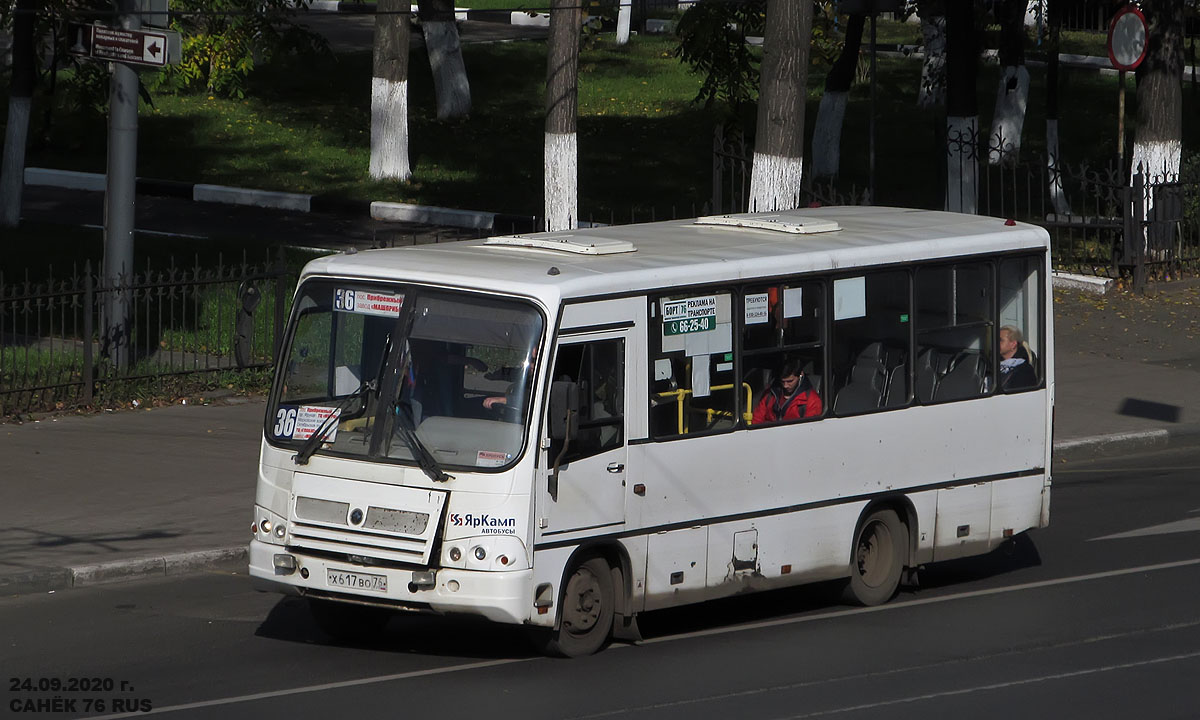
[845,508,907,606]
[534,557,615,658]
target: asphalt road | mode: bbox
[3,446,1200,719]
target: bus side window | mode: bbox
[549,339,624,465]
[741,281,825,426]
[915,262,993,402]
[998,256,1043,392]
[830,271,911,415]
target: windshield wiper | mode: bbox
[292,379,376,465]
[381,338,452,483]
[392,398,452,483]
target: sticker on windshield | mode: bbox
[273,405,340,442]
[334,288,403,317]
[476,450,509,468]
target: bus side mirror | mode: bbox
[549,381,580,441]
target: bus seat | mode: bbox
[915,348,942,403]
[883,364,907,407]
[935,353,984,401]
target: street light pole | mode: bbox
[104,0,139,371]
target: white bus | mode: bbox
[249,207,1052,656]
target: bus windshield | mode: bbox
[268,280,544,472]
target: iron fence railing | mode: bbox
[712,124,1199,288]
[0,252,292,416]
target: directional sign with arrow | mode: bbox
[68,23,180,68]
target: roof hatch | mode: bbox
[694,214,841,234]
[483,234,637,255]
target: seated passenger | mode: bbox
[752,358,822,424]
[999,325,1037,390]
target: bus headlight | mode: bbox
[442,535,528,571]
[254,505,288,546]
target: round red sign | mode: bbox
[1108,4,1149,71]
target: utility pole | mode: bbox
[103,0,140,370]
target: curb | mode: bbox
[0,546,247,597]
[24,167,529,233]
[1052,424,1200,463]
[1052,271,1114,296]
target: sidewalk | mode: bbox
[3,294,1198,597]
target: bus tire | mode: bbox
[845,508,907,607]
[307,598,391,643]
[536,557,615,658]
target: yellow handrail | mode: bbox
[652,382,753,435]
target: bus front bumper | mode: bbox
[248,540,532,625]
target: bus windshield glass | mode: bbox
[268,280,544,471]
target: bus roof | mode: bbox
[301,207,1048,302]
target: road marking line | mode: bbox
[567,620,1200,719]
[86,557,1200,718]
[85,657,539,719]
[1090,516,1200,540]
[638,557,1200,645]
[781,650,1200,718]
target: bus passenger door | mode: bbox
[541,335,628,534]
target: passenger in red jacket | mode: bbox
[752,359,823,424]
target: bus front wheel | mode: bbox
[845,508,907,606]
[534,557,615,658]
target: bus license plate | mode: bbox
[327,568,388,593]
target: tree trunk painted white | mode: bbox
[370,0,412,181]
[1045,118,1070,216]
[748,0,809,213]
[946,115,978,214]
[544,131,577,231]
[1131,139,1182,182]
[918,13,946,109]
[419,0,471,120]
[748,152,804,212]
[0,96,30,226]
[545,0,580,232]
[370,77,411,180]
[616,0,631,45]
[810,91,847,180]
[989,65,1028,165]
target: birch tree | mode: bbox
[544,0,581,231]
[370,0,412,180]
[0,0,37,227]
[747,0,811,212]
[988,0,1029,165]
[417,0,471,120]
[944,0,978,213]
[811,13,865,180]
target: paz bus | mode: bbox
[249,206,1052,656]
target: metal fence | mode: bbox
[713,124,1200,289]
[0,252,292,416]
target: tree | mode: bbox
[1132,0,1185,181]
[811,13,865,180]
[370,0,412,181]
[674,0,765,127]
[154,0,327,99]
[747,0,811,212]
[544,0,581,231]
[988,0,1029,165]
[1043,0,1070,215]
[417,0,470,120]
[944,0,978,213]
[0,0,37,227]
[916,0,946,109]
